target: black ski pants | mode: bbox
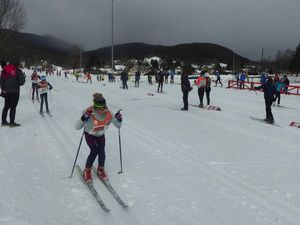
[40,93,49,112]
[205,88,211,105]
[274,91,280,105]
[2,92,19,123]
[198,88,205,105]
[265,98,274,121]
[182,91,189,110]
[85,133,106,168]
[122,80,128,89]
[157,81,163,92]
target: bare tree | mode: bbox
[0,0,26,51]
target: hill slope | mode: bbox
[1,30,249,66]
[85,42,250,65]
[0,29,73,65]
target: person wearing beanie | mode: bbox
[180,66,193,111]
[75,92,123,182]
[31,70,40,102]
[0,60,26,127]
[254,77,276,123]
[37,76,53,115]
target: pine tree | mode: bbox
[290,43,300,74]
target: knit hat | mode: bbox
[93,93,106,109]
[41,76,46,81]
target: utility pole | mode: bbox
[232,49,235,76]
[79,47,82,71]
[111,0,114,71]
[261,48,264,72]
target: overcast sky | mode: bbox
[22,0,300,60]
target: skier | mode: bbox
[260,73,267,84]
[214,72,223,87]
[283,75,290,95]
[86,73,92,83]
[205,75,211,105]
[181,68,193,111]
[37,76,53,115]
[74,72,80,82]
[157,70,164,92]
[170,70,175,84]
[194,75,206,107]
[147,74,153,85]
[64,71,68,79]
[135,71,140,87]
[164,71,169,84]
[240,71,246,89]
[274,78,285,106]
[31,70,40,101]
[120,69,128,89]
[75,93,122,182]
[254,77,276,124]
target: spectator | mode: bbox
[180,67,193,111]
[135,71,140,87]
[0,59,26,127]
[120,69,128,89]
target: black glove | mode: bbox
[115,112,122,122]
[81,111,92,121]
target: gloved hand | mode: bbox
[115,112,122,122]
[81,111,92,121]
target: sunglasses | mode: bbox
[94,102,106,109]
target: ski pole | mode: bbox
[117,127,123,174]
[69,131,84,178]
[116,109,123,174]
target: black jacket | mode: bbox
[255,79,276,100]
[0,64,25,94]
[181,74,191,92]
[120,71,128,81]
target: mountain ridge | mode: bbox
[1,30,250,66]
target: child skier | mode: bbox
[37,76,53,115]
[274,78,285,106]
[254,77,276,123]
[31,71,40,101]
[75,93,122,182]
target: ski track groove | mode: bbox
[126,121,300,225]
[28,95,91,225]
[9,96,62,224]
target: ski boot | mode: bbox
[83,167,92,183]
[97,166,108,181]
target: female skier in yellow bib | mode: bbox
[75,93,122,182]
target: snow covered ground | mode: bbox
[1,70,300,225]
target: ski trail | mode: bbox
[126,121,300,225]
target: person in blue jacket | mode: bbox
[239,72,246,89]
[260,73,267,84]
[254,77,276,123]
[274,78,285,106]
